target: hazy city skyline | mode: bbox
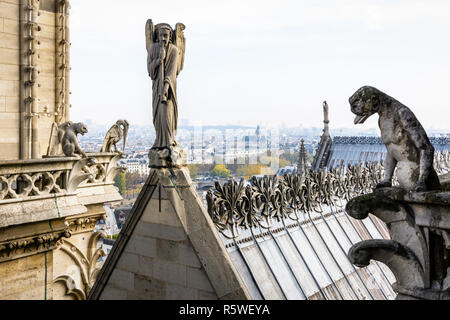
[70,1,450,131]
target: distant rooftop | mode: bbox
[326,136,449,169]
[333,136,449,145]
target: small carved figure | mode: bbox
[349,86,441,191]
[47,121,88,158]
[100,120,129,153]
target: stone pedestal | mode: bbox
[148,146,187,168]
[346,186,450,300]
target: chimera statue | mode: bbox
[101,120,129,154]
[47,121,89,158]
[349,86,441,191]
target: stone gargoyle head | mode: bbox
[349,86,385,125]
[73,122,88,136]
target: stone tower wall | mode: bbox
[0,0,21,159]
[0,0,69,160]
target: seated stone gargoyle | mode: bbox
[349,86,441,192]
[47,121,89,158]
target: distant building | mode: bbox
[327,136,449,169]
[98,205,120,237]
[276,165,298,176]
[114,206,133,229]
[98,238,116,257]
[121,158,150,175]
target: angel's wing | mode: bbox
[145,19,156,76]
[48,121,72,155]
[173,23,185,75]
[145,19,154,53]
[47,122,59,156]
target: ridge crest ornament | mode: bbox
[145,19,187,168]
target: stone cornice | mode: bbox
[65,207,107,234]
[0,218,71,262]
[0,193,86,228]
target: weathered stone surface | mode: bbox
[0,64,19,81]
[109,269,134,291]
[76,184,123,206]
[198,290,218,300]
[138,256,154,278]
[0,79,16,96]
[0,2,19,20]
[135,220,187,241]
[156,238,179,262]
[0,198,86,230]
[39,0,57,13]
[142,198,183,227]
[0,252,52,300]
[165,283,198,300]
[3,18,20,35]
[177,242,202,268]
[125,234,157,258]
[100,286,128,300]
[116,252,140,274]
[153,259,187,286]
[133,274,166,299]
[187,266,215,292]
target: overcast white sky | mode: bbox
[70,0,450,130]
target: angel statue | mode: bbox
[145,20,185,165]
[100,120,129,154]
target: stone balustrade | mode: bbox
[0,152,124,300]
[0,152,124,202]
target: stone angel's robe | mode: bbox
[148,42,179,149]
